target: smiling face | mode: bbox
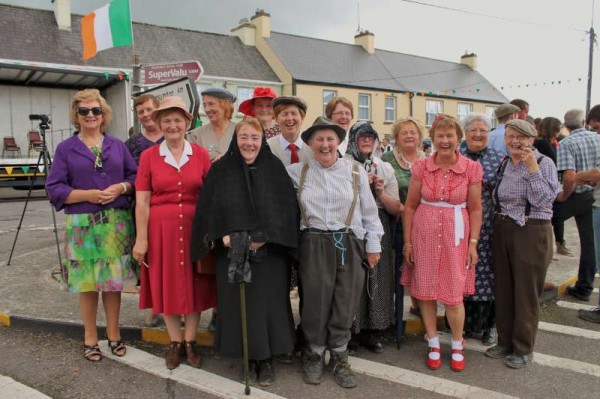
[396,122,421,153]
[76,100,103,133]
[135,99,158,132]
[276,104,304,142]
[330,103,353,131]
[309,129,340,168]
[158,109,189,143]
[202,95,226,124]
[252,98,274,126]
[464,120,490,153]
[237,124,263,164]
[432,126,459,156]
[505,127,535,158]
[357,135,376,156]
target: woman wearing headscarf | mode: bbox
[344,121,400,353]
[132,96,217,370]
[485,120,558,369]
[287,117,383,389]
[191,118,299,387]
[459,114,504,345]
[46,89,137,362]
[402,114,482,372]
[238,87,280,139]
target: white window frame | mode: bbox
[457,102,473,121]
[385,96,396,123]
[323,90,337,116]
[486,106,498,128]
[197,84,212,115]
[358,93,371,121]
[425,99,443,126]
[235,86,254,115]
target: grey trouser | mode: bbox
[299,230,365,351]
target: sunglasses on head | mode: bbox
[77,107,103,116]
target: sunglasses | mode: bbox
[77,107,103,116]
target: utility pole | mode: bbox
[586,0,596,115]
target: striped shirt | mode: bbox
[556,128,600,193]
[495,150,559,226]
[287,158,384,253]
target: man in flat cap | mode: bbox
[555,109,600,303]
[488,103,520,155]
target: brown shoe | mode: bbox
[556,241,575,257]
[166,341,183,370]
[184,340,202,368]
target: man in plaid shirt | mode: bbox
[555,109,600,301]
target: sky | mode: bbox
[2,0,599,119]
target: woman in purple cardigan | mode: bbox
[46,89,137,362]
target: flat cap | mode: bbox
[506,119,537,137]
[271,96,307,113]
[201,87,237,103]
[495,103,520,120]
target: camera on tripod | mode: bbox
[29,114,51,130]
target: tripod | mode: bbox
[7,121,62,266]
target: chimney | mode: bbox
[461,52,477,70]
[231,17,256,46]
[354,30,375,54]
[250,9,271,38]
[53,0,71,31]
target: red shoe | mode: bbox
[450,345,466,372]
[426,346,441,370]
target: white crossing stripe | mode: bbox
[593,288,599,294]
[0,375,52,399]
[100,341,285,399]
[556,301,597,311]
[538,321,600,340]
[439,332,600,378]
[349,356,516,399]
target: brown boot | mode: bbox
[184,340,202,368]
[165,341,183,370]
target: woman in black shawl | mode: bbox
[191,118,299,387]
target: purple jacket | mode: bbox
[46,133,137,214]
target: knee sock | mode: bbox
[451,339,464,361]
[428,336,440,360]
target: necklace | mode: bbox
[395,148,423,170]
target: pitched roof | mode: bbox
[0,4,279,82]
[266,32,507,104]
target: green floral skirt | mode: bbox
[61,208,137,293]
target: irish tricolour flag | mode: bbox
[81,0,133,60]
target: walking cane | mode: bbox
[240,282,251,395]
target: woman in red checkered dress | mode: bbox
[401,115,482,372]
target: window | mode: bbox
[358,93,371,121]
[385,96,396,123]
[197,84,211,115]
[486,106,498,128]
[236,87,253,114]
[457,102,473,121]
[323,90,337,116]
[425,100,443,125]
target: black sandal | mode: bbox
[107,339,126,357]
[84,344,102,362]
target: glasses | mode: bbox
[77,107,103,116]
[332,111,352,118]
[466,128,489,134]
[506,134,529,142]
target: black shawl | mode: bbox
[190,130,299,261]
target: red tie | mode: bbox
[288,143,299,164]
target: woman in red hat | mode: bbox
[239,87,280,139]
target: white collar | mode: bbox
[278,134,304,150]
[159,140,193,170]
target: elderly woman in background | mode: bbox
[287,117,383,389]
[191,118,298,387]
[188,87,237,161]
[325,97,354,155]
[344,121,400,353]
[485,120,558,369]
[381,117,427,321]
[133,97,217,370]
[46,89,137,362]
[267,96,312,166]
[125,93,163,164]
[239,87,280,139]
[402,115,482,372]
[459,114,504,345]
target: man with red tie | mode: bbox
[267,96,313,166]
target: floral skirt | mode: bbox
[61,208,137,293]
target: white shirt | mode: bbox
[159,140,193,170]
[278,135,305,164]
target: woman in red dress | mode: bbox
[133,96,216,370]
[402,115,482,372]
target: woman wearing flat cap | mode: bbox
[191,117,298,387]
[267,96,313,166]
[133,96,217,370]
[344,121,400,353]
[286,116,384,389]
[238,87,280,139]
[485,119,558,369]
[188,87,237,162]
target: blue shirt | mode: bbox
[487,124,508,156]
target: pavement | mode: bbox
[0,194,586,345]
